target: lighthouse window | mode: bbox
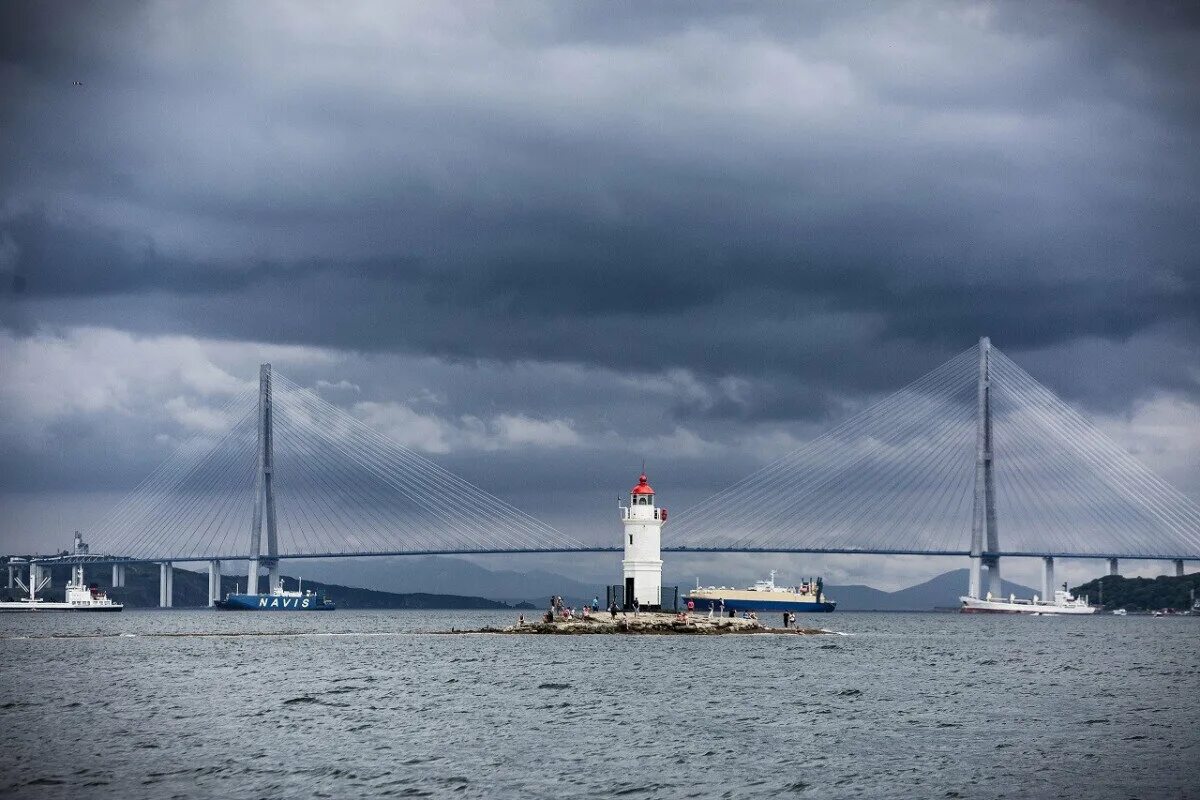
[629,534,633,544]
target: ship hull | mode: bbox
[685,596,835,613]
[959,597,1095,615]
[215,593,335,611]
[0,602,123,612]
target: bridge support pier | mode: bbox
[1108,558,1119,576]
[208,560,221,606]
[246,364,279,595]
[159,562,173,608]
[112,563,126,588]
[267,560,279,592]
[1174,559,1185,577]
[6,565,13,589]
[1041,556,1055,600]
[985,556,1001,598]
[968,338,999,600]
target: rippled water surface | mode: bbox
[1,610,1197,799]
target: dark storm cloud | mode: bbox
[2,0,1199,415]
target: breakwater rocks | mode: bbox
[455,611,833,635]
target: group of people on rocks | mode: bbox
[524,592,800,628]
[529,592,651,625]
[541,594,605,622]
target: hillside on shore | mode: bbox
[1071,572,1199,612]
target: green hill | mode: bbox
[1071,572,1200,612]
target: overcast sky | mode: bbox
[2,1,1198,590]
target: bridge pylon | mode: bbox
[969,337,1001,599]
[246,363,280,595]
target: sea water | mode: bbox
[1,610,1196,799]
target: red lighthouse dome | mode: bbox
[631,473,654,495]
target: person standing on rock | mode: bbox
[788,612,796,629]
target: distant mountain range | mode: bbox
[824,569,1036,611]
[304,556,1036,611]
[4,556,1039,611]
[305,556,601,607]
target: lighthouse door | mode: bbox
[625,577,635,609]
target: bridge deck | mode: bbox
[19,547,1196,566]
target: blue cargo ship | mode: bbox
[216,580,335,611]
[684,571,835,613]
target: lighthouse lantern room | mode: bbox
[621,472,666,609]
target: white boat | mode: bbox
[2,534,123,612]
[0,572,123,612]
[1111,608,1127,616]
[960,583,1095,615]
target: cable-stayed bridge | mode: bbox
[9,338,1199,606]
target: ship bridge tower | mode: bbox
[621,472,666,610]
[70,530,89,588]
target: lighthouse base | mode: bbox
[620,560,664,610]
[607,584,679,613]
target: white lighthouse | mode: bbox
[621,472,666,609]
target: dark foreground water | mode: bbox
[1,610,1196,799]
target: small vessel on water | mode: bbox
[685,571,836,613]
[215,578,335,611]
[0,566,123,613]
[959,583,1096,615]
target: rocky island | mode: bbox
[454,611,835,635]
